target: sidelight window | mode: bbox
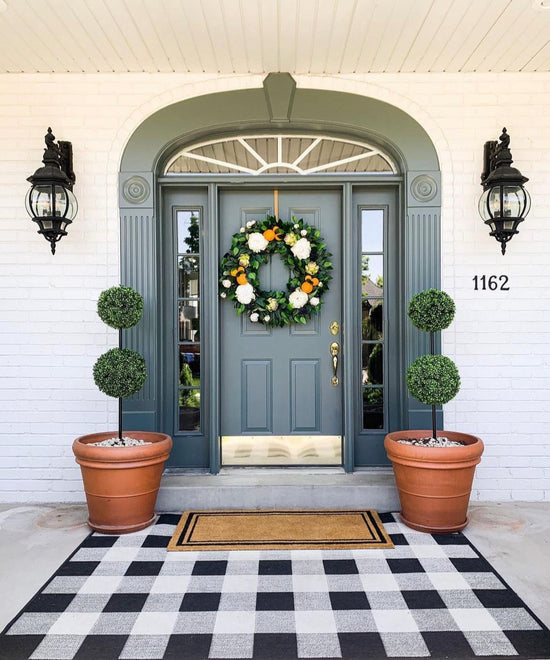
[361,209,385,430]
[177,209,201,432]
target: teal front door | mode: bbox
[219,189,343,465]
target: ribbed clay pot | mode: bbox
[72,431,172,534]
[384,430,484,533]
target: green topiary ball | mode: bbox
[406,354,460,406]
[408,289,455,333]
[97,286,143,330]
[93,348,147,398]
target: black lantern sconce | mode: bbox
[26,127,77,255]
[479,127,530,255]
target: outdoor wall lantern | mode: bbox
[26,127,77,255]
[479,127,530,255]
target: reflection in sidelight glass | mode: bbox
[178,301,200,342]
[363,387,384,429]
[177,209,201,432]
[177,211,200,253]
[362,343,383,386]
[361,207,385,430]
[179,257,200,298]
[362,299,383,340]
[179,345,201,385]
[362,255,383,291]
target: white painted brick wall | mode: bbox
[1,72,549,502]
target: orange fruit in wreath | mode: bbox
[263,229,276,241]
[312,277,319,286]
[301,281,314,294]
[236,273,248,285]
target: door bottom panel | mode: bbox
[222,435,342,466]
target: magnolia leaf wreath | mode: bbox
[219,216,333,327]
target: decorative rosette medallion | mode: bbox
[220,216,333,328]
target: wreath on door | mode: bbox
[219,216,333,328]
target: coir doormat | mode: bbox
[167,509,394,551]
[2,513,550,660]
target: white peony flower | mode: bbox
[289,289,308,309]
[248,232,269,253]
[291,237,311,260]
[220,292,227,298]
[263,315,271,323]
[249,312,259,322]
[235,283,255,305]
[310,297,320,306]
[246,220,256,228]
[240,227,245,233]
[222,279,231,288]
[294,223,299,229]
[301,229,307,236]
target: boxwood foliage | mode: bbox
[93,347,147,399]
[406,354,460,406]
[408,289,455,333]
[97,285,143,330]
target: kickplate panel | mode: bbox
[222,435,342,466]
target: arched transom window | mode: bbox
[164,135,397,175]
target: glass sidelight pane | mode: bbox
[178,301,200,342]
[362,343,383,386]
[179,392,200,431]
[362,299,383,340]
[179,345,201,384]
[363,387,384,429]
[179,257,200,298]
[362,255,383,293]
[361,209,384,252]
[177,210,201,254]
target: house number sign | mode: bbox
[472,275,510,291]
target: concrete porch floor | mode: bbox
[0,501,549,635]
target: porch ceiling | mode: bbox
[1,0,550,74]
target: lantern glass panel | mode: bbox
[28,185,54,218]
[502,186,523,217]
[53,185,68,217]
[488,187,502,217]
[478,189,491,220]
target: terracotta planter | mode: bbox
[72,431,172,534]
[384,430,484,533]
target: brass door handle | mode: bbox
[330,341,339,386]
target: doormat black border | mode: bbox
[168,509,394,551]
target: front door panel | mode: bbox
[219,189,342,465]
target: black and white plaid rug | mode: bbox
[1,513,549,660]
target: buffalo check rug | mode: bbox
[1,512,550,660]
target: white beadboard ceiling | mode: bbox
[1,0,550,74]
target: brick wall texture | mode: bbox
[0,72,549,502]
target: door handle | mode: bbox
[330,342,339,387]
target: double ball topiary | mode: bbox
[93,286,147,400]
[406,289,460,414]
